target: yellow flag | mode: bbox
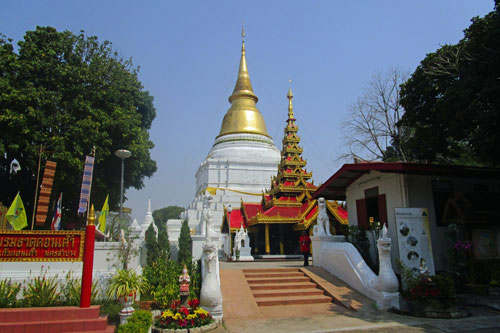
[98,194,109,233]
[6,192,28,230]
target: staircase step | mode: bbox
[242,268,300,273]
[249,283,317,290]
[247,277,310,284]
[0,317,108,332]
[67,324,116,333]
[245,272,305,278]
[253,290,324,298]
[0,305,101,323]
[256,295,332,306]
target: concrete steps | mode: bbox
[0,305,115,333]
[243,268,334,307]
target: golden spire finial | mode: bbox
[217,28,270,138]
[287,83,294,118]
[88,204,95,226]
[241,25,246,53]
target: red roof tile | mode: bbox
[228,210,246,229]
[261,206,301,218]
[243,203,262,219]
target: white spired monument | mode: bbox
[168,31,280,254]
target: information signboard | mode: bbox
[395,208,435,275]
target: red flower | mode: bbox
[188,298,200,309]
[179,306,189,317]
[170,300,181,309]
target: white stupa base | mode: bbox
[232,246,254,261]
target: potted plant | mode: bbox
[106,269,144,324]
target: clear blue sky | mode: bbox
[1,0,495,222]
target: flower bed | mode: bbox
[152,299,215,332]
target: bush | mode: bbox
[127,309,152,330]
[22,269,62,307]
[398,260,455,308]
[99,299,124,325]
[117,321,148,333]
[61,271,99,306]
[0,279,21,308]
[143,258,201,308]
[143,260,182,307]
[106,269,143,300]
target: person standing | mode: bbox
[299,230,311,266]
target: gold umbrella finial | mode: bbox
[88,204,96,226]
[287,85,294,118]
[241,25,246,52]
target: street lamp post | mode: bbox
[115,149,132,220]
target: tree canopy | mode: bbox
[400,2,500,166]
[342,67,409,162]
[152,206,185,227]
[0,26,157,227]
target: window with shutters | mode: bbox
[356,186,388,230]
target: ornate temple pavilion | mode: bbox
[222,89,348,255]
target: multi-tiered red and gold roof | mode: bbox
[222,88,347,233]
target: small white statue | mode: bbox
[314,197,332,236]
[234,229,242,250]
[197,195,209,236]
[204,195,217,239]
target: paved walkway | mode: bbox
[216,260,500,332]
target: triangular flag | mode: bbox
[98,194,109,233]
[51,192,63,230]
[6,192,28,230]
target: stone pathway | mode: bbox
[217,260,500,332]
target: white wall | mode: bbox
[346,171,407,266]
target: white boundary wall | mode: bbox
[0,241,142,298]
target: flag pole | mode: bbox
[86,146,96,220]
[31,145,43,230]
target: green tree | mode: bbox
[177,220,192,264]
[0,26,157,227]
[152,206,185,227]
[157,222,171,261]
[400,2,500,166]
[144,223,159,266]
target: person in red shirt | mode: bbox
[299,230,311,266]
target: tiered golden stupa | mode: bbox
[222,89,348,255]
